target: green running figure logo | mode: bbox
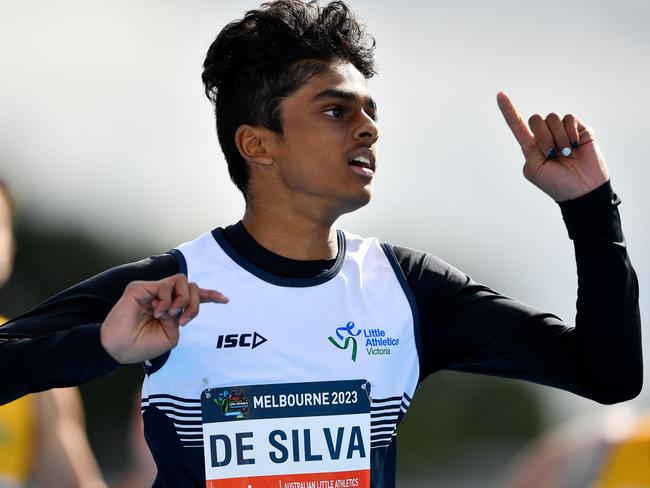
[327,321,361,361]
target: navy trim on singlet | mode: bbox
[142,250,186,376]
[167,249,188,276]
[211,227,347,288]
[380,243,422,364]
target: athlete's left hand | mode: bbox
[497,91,609,202]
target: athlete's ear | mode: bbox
[234,125,275,167]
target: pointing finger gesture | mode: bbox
[497,91,609,202]
[100,274,229,365]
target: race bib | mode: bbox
[201,379,371,488]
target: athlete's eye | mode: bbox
[323,107,344,119]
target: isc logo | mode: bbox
[216,332,268,350]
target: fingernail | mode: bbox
[561,147,572,157]
[571,140,579,148]
[169,308,178,316]
[154,310,162,319]
[546,148,557,159]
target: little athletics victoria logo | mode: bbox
[327,321,400,361]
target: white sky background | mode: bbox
[1,0,649,421]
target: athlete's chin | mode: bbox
[338,188,373,215]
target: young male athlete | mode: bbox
[0,1,642,487]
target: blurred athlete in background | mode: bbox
[0,180,107,488]
[502,407,650,487]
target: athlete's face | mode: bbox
[270,61,379,217]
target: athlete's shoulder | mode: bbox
[385,244,472,294]
[98,252,181,281]
[341,230,471,290]
[174,229,218,251]
[0,252,182,337]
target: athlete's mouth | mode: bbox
[348,155,372,169]
[346,148,376,176]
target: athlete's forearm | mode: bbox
[399,181,642,403]
[0,323,120,405]
[558,180,642,403]
[0,253,180,404]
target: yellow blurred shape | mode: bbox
[0,316,36,484]
[597,413,650,488]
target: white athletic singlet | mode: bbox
[141,228,420,486]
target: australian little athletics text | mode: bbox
[282,476,360,487]
[206,470,367,488]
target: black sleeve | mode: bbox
[393,180,642,405]
[0,253,180,405]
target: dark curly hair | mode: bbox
[202,0,376,198]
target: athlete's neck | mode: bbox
[242,209,338,261]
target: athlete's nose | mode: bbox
[353,113,379,145]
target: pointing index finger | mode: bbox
[497,91,536,158]
[199,288,229,304]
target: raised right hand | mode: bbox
[496,91,609,202]
[100,274,228,364]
